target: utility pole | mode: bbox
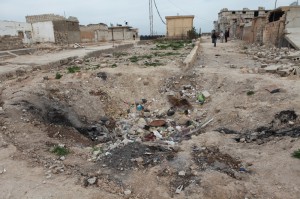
[275,0,278,9]
[149,0,154,35]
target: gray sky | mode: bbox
[0,0,291,35]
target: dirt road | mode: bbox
[0,37,299,199]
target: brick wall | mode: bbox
[26,14,65,23]
[52,21,80,44]
[0,35,23,51]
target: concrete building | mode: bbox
[80,23,109,43]
[216,7,270,38]
[107,26,138,41]
[26,14,81,44]
[0,21,33,50]
[263,6,300,49]
[165,15,194,39]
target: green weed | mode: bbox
[67,66,81,73]
[55,72,63,79]
[292,149,300,159]
[247,91,255,96]
[51,146,69,156]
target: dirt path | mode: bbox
[0,38,300,199]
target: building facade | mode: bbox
[80,23,109,43]
[216,7,269,38]
[165,15,194,39]
[107,26,138,41]
[0,21,33,50]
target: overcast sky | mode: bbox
[0,0,293,35]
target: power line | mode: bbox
[153,0,166,25]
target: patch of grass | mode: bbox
[247,90,255,96]
[129,56,139,62]
[67,66,81,73]
[55,72,63,79]
[113,52,128,58]
[144,60,163,67]
[154,40,192,50]
[51,146,69,156]
[111,63,117,68]
[292,149,300,159]
[129,54,153,63]
[153,51,180,57]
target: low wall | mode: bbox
[183,40,201,67]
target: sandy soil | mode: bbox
[0,38,300,199]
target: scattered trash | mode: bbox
[97,72,107,80]
[149,120,166,127]
[136,104,144,111]
[167,108,175,116]
[167,96,192,109]
[175,185,184,194]
[73,43,84,48]
[265,85,280,94]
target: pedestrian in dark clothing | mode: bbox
[225,29,229,43]
[211,30,217,47]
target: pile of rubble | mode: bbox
[88,87,213,164]
[239,44,300,77]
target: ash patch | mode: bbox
[192,146,242,178]
[16,99,111,142]
[216,110,300,143]
[169,171,199,197]
[99,142,176,171]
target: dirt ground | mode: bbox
[0,38,300,199]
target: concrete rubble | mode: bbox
[239,44,300,77]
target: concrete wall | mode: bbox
[80,24,109,42]
[26,14,65,23]
[53,20,80,44]
[263,19,285,47]
[285,7,300,28]
[0,21,33,44]
[0,36,23,51]
[242,23,253,43]
[32,21,55,43]
[252,17,267,44]
[107,27,135,41]
[166,16,194,39]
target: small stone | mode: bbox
[87,177,97,185]
[202,90,211,98]
[183,85,192,90]
[240,138,246,142]
[178,171,186,176]
[124,189,132,195]
[60,156,65,161]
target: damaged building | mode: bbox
[263,6,300,50]
[108,26,138,41]
[26,14,81,45]
[0,21,33,50]
[216,7,270,38]
[80,23,109,43]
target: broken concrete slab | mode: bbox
[265,65,281,73]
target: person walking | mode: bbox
[220,31,224,43]
[211,30,217,47]
[225,29,229,43]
